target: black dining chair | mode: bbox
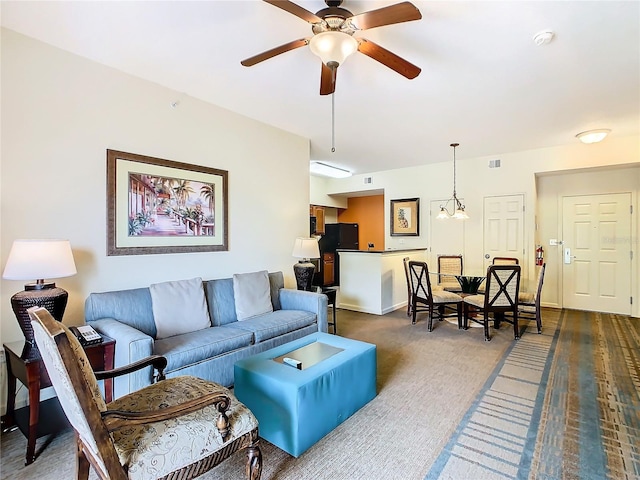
[463,264,521,341]
[518,263,546,334]
[437,254,463,292]
[477,257,519,294]
[409,261,463,331]
[403,257,412,317]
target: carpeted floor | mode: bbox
[426,309,640,480]
[1,307,638,480]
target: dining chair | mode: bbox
[409,261,463,331]
[28,306,262,480]
[463,264,521,341]
[437,254,463,292]
[477,257,519,294]
[403,256,412,317]
[518,263,546,334]
[492,257,519,265]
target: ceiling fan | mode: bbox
[241,0,422,95]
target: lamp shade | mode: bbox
[292,237,320,260]
[308,31,358,67]
[3,239,77,281]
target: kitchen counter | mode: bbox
[336,249,428,315]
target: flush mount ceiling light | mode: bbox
[576,129,611,144]
[310,161,352,178]
[437,143,469,220]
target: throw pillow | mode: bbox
[233,270,273,321]
[149,277,211,339]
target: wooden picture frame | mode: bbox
[390,198,420,236]
[107,149,228,256]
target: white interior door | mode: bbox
[430,199,464,268]
[562,193,632,314]
[483,195,524,270]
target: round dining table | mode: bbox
[430,272,486,294]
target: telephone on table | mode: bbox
[70,325,103,346]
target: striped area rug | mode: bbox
[425,309,640,480]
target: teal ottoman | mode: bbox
[234,332,376,457]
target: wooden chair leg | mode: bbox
[246,441,262,480]
[428,304,434,331]
[463,303,469,329]
[456,303,462,329]
[483,312,491,341]
[76,435,90,480]
[535,306,542,333]
[513,310,520,340]
[411,296,417,325]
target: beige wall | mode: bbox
[0,29,311,345]
[312,137,640,316]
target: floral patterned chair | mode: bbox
[28,306,262,480]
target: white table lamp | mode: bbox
[3,239,77,345]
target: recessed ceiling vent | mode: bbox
[488,159,501,168]
[364,177,373,184]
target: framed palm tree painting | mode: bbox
[107,149,228,255]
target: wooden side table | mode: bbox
[1,335,115,465]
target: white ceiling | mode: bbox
[2,1,638,175]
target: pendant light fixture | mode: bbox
[437,143,469,220]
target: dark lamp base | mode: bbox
[10,287,69,345]
[24,281,56,291]
[293,261,316,291]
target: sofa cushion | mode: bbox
[154,326,253,373]
[150,277,210,339]
[233,270,273,321]
[227,310,316,343]
[85,287,157,338]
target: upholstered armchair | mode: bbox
[28,306,262,480]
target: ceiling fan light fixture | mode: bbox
[309,31,358,67]
[576,129,611,144]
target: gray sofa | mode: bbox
[85,271,327,399]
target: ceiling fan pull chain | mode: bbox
[331,90,336,153]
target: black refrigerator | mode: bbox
[317,223,359,286]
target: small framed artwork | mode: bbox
[107,149,228,256]
[390,198,420,236]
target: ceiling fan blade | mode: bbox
[320,63,337,95]
[357,38,421,79]
[241,38,309,67]
[263,0,325,24]
[349,1,422,31]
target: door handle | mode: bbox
[564,248,575,264]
